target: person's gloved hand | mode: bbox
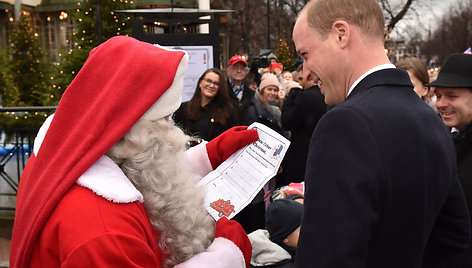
[215,217,252,268]
[206,126,258,169]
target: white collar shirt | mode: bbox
[346,63,396,97]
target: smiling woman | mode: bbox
[173,68,237,141]
[243,73,285,136]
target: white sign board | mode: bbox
[165,45,214,102]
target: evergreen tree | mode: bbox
[53,0,134,97]
[0,50,19,106]
[8,13,51,106]
[275,38,294,72]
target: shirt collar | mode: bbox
[347,63,396,97]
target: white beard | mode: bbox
[106,118,214,268]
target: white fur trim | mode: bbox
[33,113,55,156]
[184,142,213,178]
[33,113,143,204]
[174,237,246,268]
[142,47,189,121]
[76,155,144,203]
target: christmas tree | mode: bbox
[0,50,19,106]
[52,0,134,98]
[7,13,52,106]
[275,38,294,72]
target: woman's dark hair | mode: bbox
[186,68,234,125]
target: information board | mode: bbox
[165,45,214,102]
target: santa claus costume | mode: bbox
[10,36,255,268]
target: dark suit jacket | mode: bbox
[295,68,471,268]
[437,122,472,267]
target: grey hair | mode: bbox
[106,118,214,267]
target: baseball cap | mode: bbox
[227,55,247,67]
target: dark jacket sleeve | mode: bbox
[243,105,258,127]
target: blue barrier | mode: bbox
[0,145,31,156]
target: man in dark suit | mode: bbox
[292,0,471,267]
[430,53,472,267]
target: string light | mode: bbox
[2,0,134,109]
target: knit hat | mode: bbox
[265,199,303,244]
[10,36,188,267]
[259,73,280,91]
[267,53,277,61]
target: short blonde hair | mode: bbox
[302,0,385,40]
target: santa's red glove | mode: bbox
[206,126,259,169]
[215,217,252,268]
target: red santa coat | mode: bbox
[28,121,244,267]
[10,36,247,268]
[30,184,164,267]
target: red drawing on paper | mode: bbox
[210,199,235,217]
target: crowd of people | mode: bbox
[9,0,472,267]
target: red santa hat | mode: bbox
[10,36,188,267]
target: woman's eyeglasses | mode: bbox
[203,78,220,87]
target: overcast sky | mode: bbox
[390,0,461,39]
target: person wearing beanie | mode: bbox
[267,53,278,64]
[248,199,303,268]
[234,73,285,235]
[244,73,285,136]
[429,53,472,267]
[10,36,258,268]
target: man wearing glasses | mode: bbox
[226,55,255,124]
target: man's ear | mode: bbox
[283,238,289,244]
[332,20,350,48]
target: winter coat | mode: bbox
[244,93,284,136]
[436,122,472,267]
[297,68,470,268]
[173,101,237,141]
[281,85,326,183]
[227,80,255,124]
